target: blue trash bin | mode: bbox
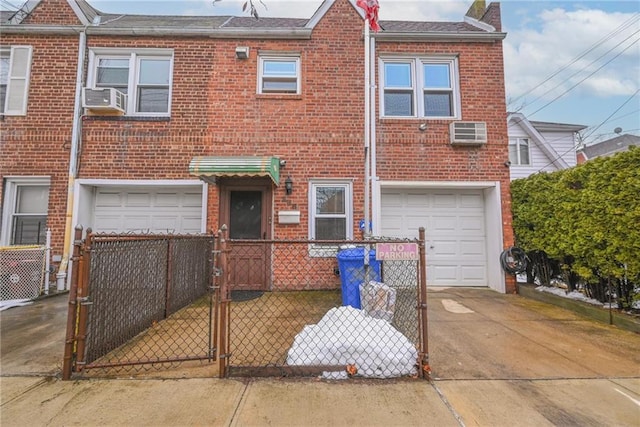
[337,246,381,309]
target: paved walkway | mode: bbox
[1,288,639,426]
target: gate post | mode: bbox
[418,227,430,379]
[74,228,93,371]
[218,225,230,378]
[62,225,83,380]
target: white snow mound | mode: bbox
[286,306,418,378]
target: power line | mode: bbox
[513,29,640,113]
[535,89,640,172]
[527,38,639,118]
[508,13,640,107]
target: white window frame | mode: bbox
[380,56,460,119]
[87,48,173,117]
[0,177,50,246]
[257,54,301,95]
[1,45,33,116]
[509,138,531,166]
[308,180,353,257]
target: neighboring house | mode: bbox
[507,112,587,180]
[576,134,640,164]
[0,0,515,293]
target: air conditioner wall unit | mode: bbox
[450,121,488,145]
[82,87,127,112]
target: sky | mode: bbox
[4,0,639,144]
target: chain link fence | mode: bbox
[219,234,428,379]
[63,229,217,379]
[0,245,46,302]
[63,227,429,380]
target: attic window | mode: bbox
[509,138,530,165]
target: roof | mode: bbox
[529,120,587,133]
[580,134,640,159]
[0,0,505,41]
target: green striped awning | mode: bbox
[189,156,280,185]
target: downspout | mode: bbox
[369,34,377,235]
[57,29,86,290]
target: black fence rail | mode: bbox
[63,227,217,379]
[218,229,429,379]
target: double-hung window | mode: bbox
[0,46,32,116]
[89,49,173,116]
[509,138,530,165]
[309,182,352,241]
[1,178,50,246]
[258,55,300,94]
[382,57,459,119]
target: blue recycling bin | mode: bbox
[337,246,381,309]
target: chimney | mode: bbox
[465,1,502,32]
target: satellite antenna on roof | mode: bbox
[614,127,622,134]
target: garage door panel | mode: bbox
[95,191,121,207]
[93,187,202,234]
[460,216,484,232]
[155,193,180,207]
[381,188,487,286]
[125,193,151,207]
[431,216,456,233]
[433,193,457,208]
[461,265,486,282]
[460,193,483,207]
[183,192,203,207]
[460,239,485,256]
[406,193,430,206]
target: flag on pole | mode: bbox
[356,0,381,32]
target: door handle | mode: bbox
[263,232,267,239]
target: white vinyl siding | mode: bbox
[0,46,32,116]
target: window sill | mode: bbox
[256,94,302,100]
[381,117,457,124]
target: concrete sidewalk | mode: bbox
[1,288,639,426]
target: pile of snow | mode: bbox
[286,306,417,378]
[0,299,33,311]
[536,286,604,306]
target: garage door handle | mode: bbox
[429,245,435,249]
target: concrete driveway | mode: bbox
[1,288,639,426]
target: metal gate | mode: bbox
[63,227,219,379]
[217,227,430,379]
[63,226,429,380]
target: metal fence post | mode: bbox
[62,225,83,380]
[210,230,219,362]
[165,239,173,318]
[418,227,430,379]
[218,225,230,378]
[74,228,93,372]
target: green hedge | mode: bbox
[511,146,640,307]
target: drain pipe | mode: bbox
[57,29,86,291]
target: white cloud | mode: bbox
[504,7,640,107]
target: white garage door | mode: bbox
[381,189,487,286]
[93,187,203,234]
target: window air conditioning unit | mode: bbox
[82,87,126,112]
[450,121,487,145]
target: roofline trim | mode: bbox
[374,31,506,42]
[0,25,314,39]
[463,15,495,32]
[66,0,90,26]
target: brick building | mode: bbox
[0,0,514,293]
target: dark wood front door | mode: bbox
[220,179,272,291]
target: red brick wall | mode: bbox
[22,0,82,26]
[2,0,514,290]
[0,34,78,256]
